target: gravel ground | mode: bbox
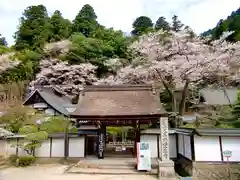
[0,165,158,180]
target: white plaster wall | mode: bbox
[69,137,85,157]
[0,139,7,156]
[140,134,177,158]
[194,136,221,161]
[35,139,51,157]
[6,139,17,156]
[222,137,240,162]
[140,135,157,158]
[45,108,55,115]
[51,138,64,157]
[33,103,48,109]
[183,135,192,160]
[169,135,177,158]
[178,134,184,155]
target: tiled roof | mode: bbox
[71,84,165,117]
[175,128,240,136]
[200,88,238,105]
[23,86,76,116]
[0,128,14,138]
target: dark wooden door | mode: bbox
[86,135,96,155]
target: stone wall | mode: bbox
[193,162,240,180]
[175,154,193,176]
[175,155,240,180]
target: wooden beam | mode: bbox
[190,135,195,161]
[157,134,160,158]
[219,136,224,161]
[50,137,52,158]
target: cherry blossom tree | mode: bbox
[97,29,240,126]
[30,59,98,95]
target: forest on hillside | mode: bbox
[202,7,240,41]
[0,4,185,84]
[1,4,240,128]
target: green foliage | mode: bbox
[40,116,77,133]
[155,16,171,31]
[17,156,36,167]
[14,5,52,51]
[0,106,38,133]
[67,33,114,62]
[107,126,131,136]
[92,27,129,58]
[232,90,240,118]
[172,15,184,32]
[0,50,42,83]
[65,30,129,76]
[8,154,18,165]
[0,34,7,46]
[1,4,131,81]
[8,154,35,167]
[72,4,99,37]
[202,7,240,41]
[131,16,153,36]
[0,46,12,55]
[49,10,72,42]
[19,125,48,155]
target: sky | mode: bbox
[0,0,240,45]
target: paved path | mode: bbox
[0,165,158,180]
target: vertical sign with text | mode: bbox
[98,131,104,159]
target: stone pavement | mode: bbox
[0,165,161,180]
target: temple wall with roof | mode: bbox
[2,135,85,158]
[140,129,177,159]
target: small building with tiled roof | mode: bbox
[23,86,76,116]
[199,88,238,105]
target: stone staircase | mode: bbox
[0,156,7,170]
[66,157,158,175]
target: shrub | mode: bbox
[8,155,36,167]
[18,156,36,167]
[8,154,18,165]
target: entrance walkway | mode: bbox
[66,157,159,175]
[0,164,169,180]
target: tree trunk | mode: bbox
[179,80,190,116]
[178,80,190,126]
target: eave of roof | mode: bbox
[175,128,240,136]
[23,89,71,116]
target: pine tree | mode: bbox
[172,15,184,32]
[14,5,52,50]
[155,16,170,31]
[72,4,99,37]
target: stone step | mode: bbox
[67,167,158,175]
[76,164,135,169]
[75,163,158,170]
[0,161,5,166]
[0,164,8,169]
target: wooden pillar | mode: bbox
[98,122,105,159]
[64,120,70,161]
[134,120,140,156]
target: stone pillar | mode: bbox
[160,117,169,161]
[158,116,176,179]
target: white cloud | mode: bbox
[0,0,239,45]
